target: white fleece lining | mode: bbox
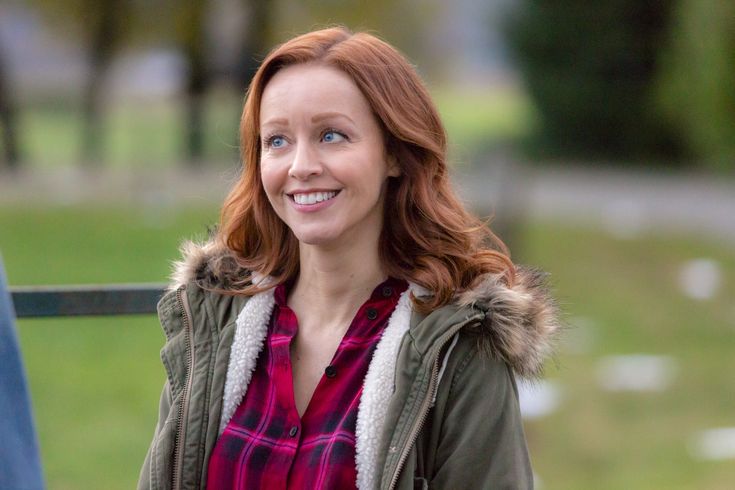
[218,287,276,434]
[355,283,425,490]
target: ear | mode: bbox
[386,154,401,177]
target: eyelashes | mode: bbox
[321,128,347,143]
[263,134,286,149]
[261,128,349,150]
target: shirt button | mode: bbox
[325,365,337,378]
[366,307,378,320]
[289,426,299,437]
[382,286,393,297]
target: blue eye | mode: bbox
[322,130,346,143]
[266,135,286,149]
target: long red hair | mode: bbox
[219,26,515,312]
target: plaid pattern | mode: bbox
[207,277,407,489]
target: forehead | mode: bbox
[259,63,373,124]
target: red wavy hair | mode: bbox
[219,26,515,312]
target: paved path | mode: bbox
[454,162,735,245]
[2,162,734,244]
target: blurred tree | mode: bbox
[656,0,735,170]
[94,0,268,166]
[229,0,271,159]
[35,0,216,166]
[81,0,128,166]
[0,48,19,170]
[32,0,132,165]
[505,0,683,161]
[273,0,425,65]
[234,0,271,93]
[166,0,271,165]
[172,0,208,166]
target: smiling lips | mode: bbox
[290,190,339,205]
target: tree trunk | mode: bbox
[180,1,208,167]
[81,0,119,166]
[185,47,207,166]
[0,51,19,171]
[236,0,270,89]
[229,0,270,159]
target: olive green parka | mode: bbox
[138,241,560,490]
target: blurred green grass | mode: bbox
[2,205,733,489]
[520,223,735,490]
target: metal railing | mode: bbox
[10,284,167,318]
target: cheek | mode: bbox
[259,177,285,223]
[259,163,279,200]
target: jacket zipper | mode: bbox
[387,327,462,490]
[171,288,195,490]
[387,356,439,490]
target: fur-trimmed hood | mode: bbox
[169,239,561,379]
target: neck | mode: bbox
[289,235,387,332]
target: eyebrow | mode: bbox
[261,117,288,128]
[311,112,356,125]
[261,112,356,128]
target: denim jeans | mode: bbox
[0,257,44,489]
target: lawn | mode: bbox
[519,222,735,490]
[2,205,733,489]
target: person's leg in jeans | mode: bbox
[0,256,44,489]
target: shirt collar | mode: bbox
[273,277,408,308]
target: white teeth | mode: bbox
[293,191,337,205]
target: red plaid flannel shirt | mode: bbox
[207,277,407,489]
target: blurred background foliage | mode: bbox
[505,0,735,167]
[1,0,733,170]
[505,0,683,161]
[655,0,735,168]
[1,0,734,489]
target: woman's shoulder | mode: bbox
[157,239,252,339]
[426,265,562,380]
[168,239,250,293]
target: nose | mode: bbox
[288,141,322,180]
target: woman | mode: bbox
[139,26,559,490]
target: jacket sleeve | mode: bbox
[138,380,174,490]
[429,343,533,489]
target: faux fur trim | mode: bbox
[455,267,561,379]
[171,240,560,379]
[169,239,249,292]
[354,284,419,490]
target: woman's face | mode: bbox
[259,63,399,250]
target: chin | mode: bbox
[291,229,341,247]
